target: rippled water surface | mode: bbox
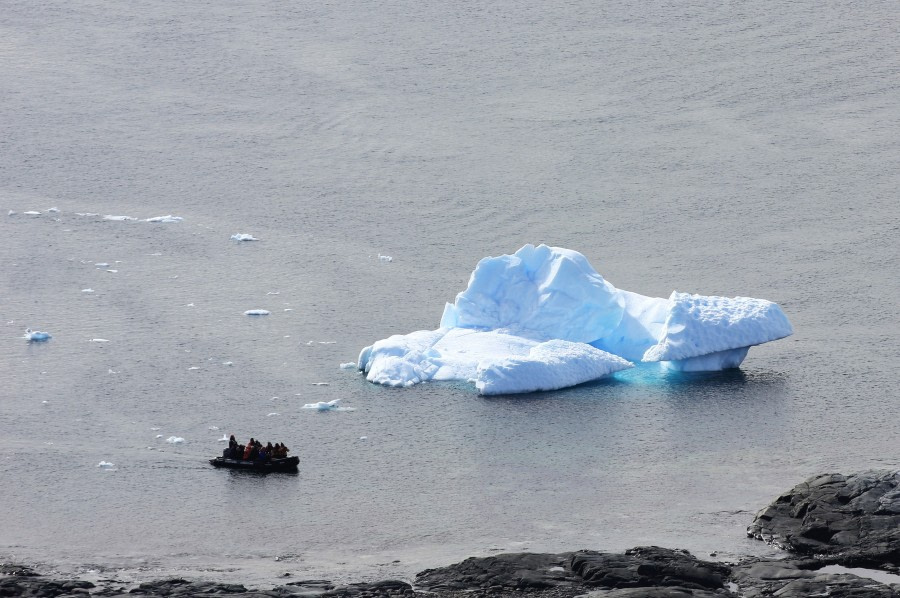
[2,0,898,587]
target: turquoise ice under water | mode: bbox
[2,0,899,588]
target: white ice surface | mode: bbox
[145,215,183,223]
[302,399,354,411]
[165,436,184,444]
[23,328,51,342]
[244,309,270,316]
[103,215,137,221]
[360,245,793,393]
[231,233,258,241]
[642,292,793,362]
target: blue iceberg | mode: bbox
[359,245,792,394]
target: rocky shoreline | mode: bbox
[4,471,898,598]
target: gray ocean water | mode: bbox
[2,0,899,587]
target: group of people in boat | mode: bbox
[223,435,290,461]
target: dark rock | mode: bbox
[0,563,39,577]
[731,558,900,597]
[748,470,900,567]
[570,546,730,591]
[415,552,577,592]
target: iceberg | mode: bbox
[359,245,792,394]
[23,328,52,342]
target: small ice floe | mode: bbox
[284,308,293,312]
[82,288,94,293]
[318,341,336,344]
[217,434,228,442]
[151,427,161,431]
[267,412,279,417]
[41,400,49,404]
[311,382,329,386]
[24,210,41,216]
[359,436,367,440]
[75,212,99,217]
[165,436,184,444]
[103,215,137,221]
[155,434,163,438]
[95,263,109,268]
[306,340,314,345]
[90,338,110,343]
[47,207,59,213]
[106,269,118,273]
[231,233,258,241]
[7,210,15,216]
[378,254,393,262]
[145,215,183,223]
[302,399,354,412]
[108,369,117,374]
[97,461,116,470]
[266,291,280,295]
[23,328,52,342]
[339,362,356,369]
[188,366,200,370]
[148,252,162,256]
[209,426,219,430]
[244,309,270,316]
[222,361,233,366]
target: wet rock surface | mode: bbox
[748,470,900,568]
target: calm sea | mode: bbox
[2,0,898,587]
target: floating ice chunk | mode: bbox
[360,245,794,391]
[75,212,99,217]
[106,269,117,273]
[217,434,228,442]
[24,210,41,216]
[7,210,15,216]
[90,338,109,343]
[95,263,109,268]
[103,215,137,221]
[151,427,161,431]
[266,291,280,295]
[145,215,183,223]
[24,328,52,342]
[310,382,329,386]
[378,254,393,262]
[156,434,163,438]
[82,288,94,293]
[209,426,219,430]
[302,399,354,411]
[188,366,200,370]
[318,341,336,344]
[231,233,258,241]
[108,369,117,374]
[244,309,270,316]
[642,292,793,367]
[267,412,279,416]
[97,461,116,469]
[359,436,367,440]
[284,308,293,312]
[339,362,356,369]
[222,361,233,366]
[165,436,184,444]
[47,207,59,213]
[475,340,632,395]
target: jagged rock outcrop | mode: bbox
[748,470,900,568]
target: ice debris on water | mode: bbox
[222,361,233,366]
[302,399,354,412]
[310,382,329,386]
[156,434,163,438]
[24,210,41,216]
[378,254,393,262]
[47,207,59,213]
[208,426,219,430]
[90,338,110,343]
[145,215,183,223]
[24,328,52,342]
[8,210,15,216]
[231,233,258,241]
[217,434,228,442]
[95,263,109,268]
[103,215,137,221]
[165,436,184,444]
[267,412,279,416]
[97,461,116,469]
[244,309,270,316]
[339,362,356,369]
[82,288,94,293]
